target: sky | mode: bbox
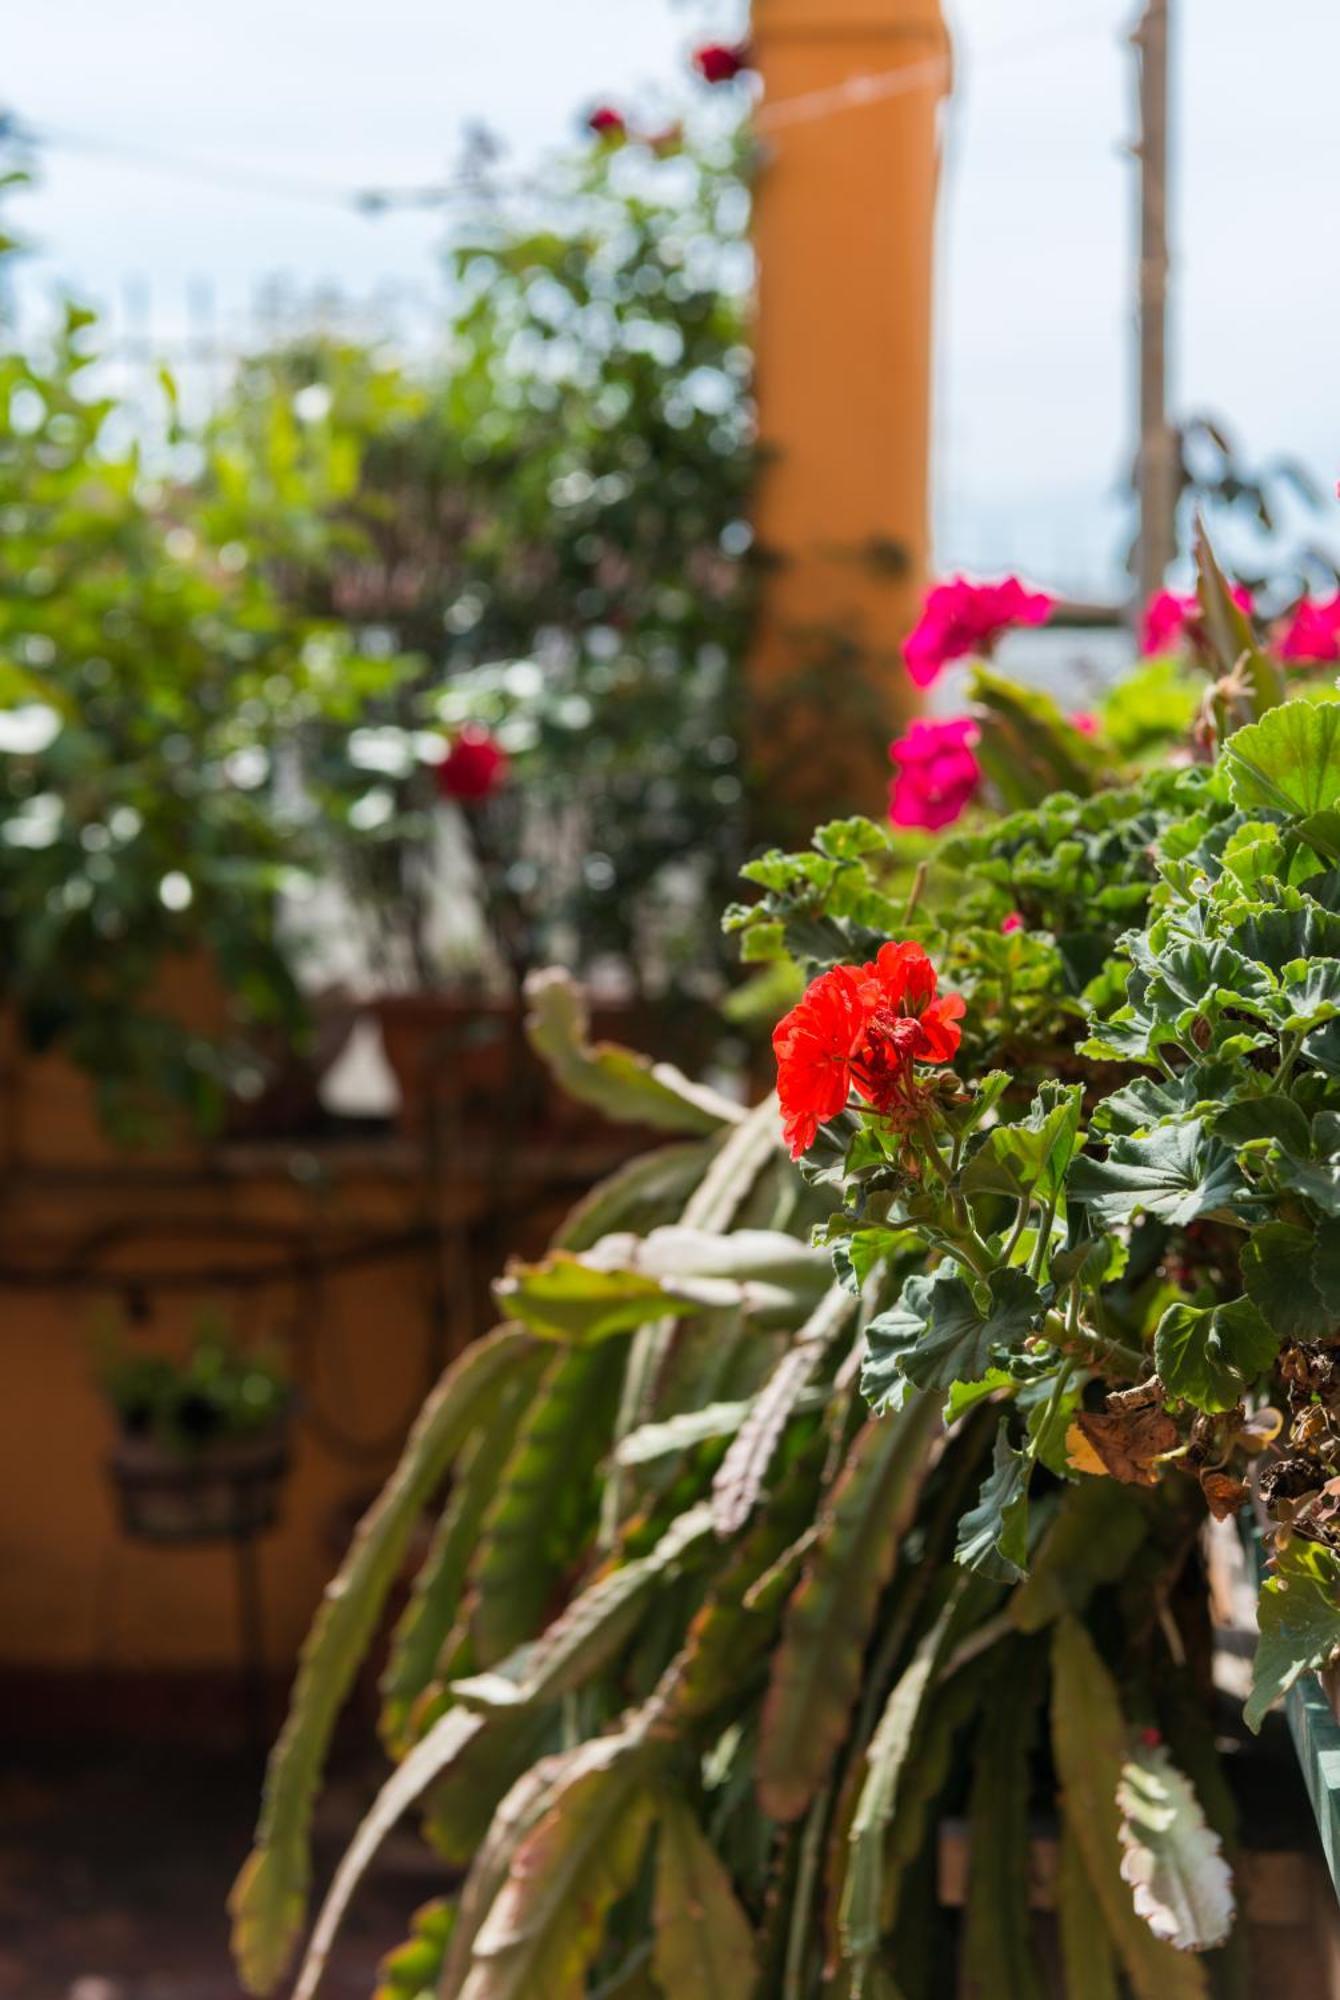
[7,0,1339,597]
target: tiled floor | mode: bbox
[0,1740,430,2000]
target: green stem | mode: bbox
[1042,1306,1144,1381]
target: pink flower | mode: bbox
[1278,594,1340,665]
[1001,912,1025,935]
[1140,585,1252,657]
[904,577,1054,689]
[693,41,750,84]
[587,106,628,141]
[436,724,509,803]
[888,716,981,831]
[1070,711,1098,735]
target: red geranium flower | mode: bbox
[1001,911,1025,935]
[587,106,628,141]
[436,724,509,803]
[888,716,981,831]
[1140,584,1252,657]
[904,577,1053,689]
[1278,593,1340,665]
[772,940,963,1158]
[693,41,750,84]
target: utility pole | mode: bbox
[1133,0,1177,605]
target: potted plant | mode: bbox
[99,1311,293,1545]
[226,541,1340,1998]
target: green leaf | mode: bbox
[1245,1539,1340,1733]
[1115,1740,1234,1952]
[524,967,741,1134]
[651,1798,757,1998]
[1226,699,1340,818]
[1051,1619,1208,1999]
[469,1342,625,1665]
[960,1081,1083,1206]
[229,1327,537,1996]
[862,1268,1043,1411]
[1069,1121,1247,1228]
[1241,1221,1329,1340]
[757,1395,939,1821]
[1153,1297,1279,1413]
[555,1142,715,1254]
[1011,1482,1148,1633]
[380,1350,548,1752]
[459,1733,659,1999]
[841,1593,966,1973]
[1057,1818,1120,2000]
[963,1655,1045,2000]
[954,1425,1031,1583]
[494,1254,705,1344]
[1211,1093,1312,1157]
[291,1708,485,2000]
[1278,956,1340,1033]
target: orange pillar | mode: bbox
[749,0,951,831]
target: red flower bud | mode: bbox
[693,41,750,85]
[587,106,628,141]
[436,724,508,804]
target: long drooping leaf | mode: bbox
[452,1505,716,1714]
[457,1732,660,2000]
[494,1253,707,1344]
[962,1648,1044,2000]
[1116,1740,1234,1952]
[229,1326,537,1996]
[1050,1618,1207,2000]
[469,1340,626,1665]
[758,1395,940,1822]
[525,967,743,1133]
[554,1141,716,1253]
[1057,1816,1120,2000]
[840,1590,965,1979]
[605,1096,784,1538]
[712,1280,857,1539]
[1010,1480,1147,1633]
[439,1756,570,1996]
[380,1349,547,1753]
[290,1708,483,2000]
[652,1797,757,1997]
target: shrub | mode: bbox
[232,548,1340,1997]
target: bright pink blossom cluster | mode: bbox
[1279,594,1340,665]
[1140,586,1253,658]
[888,717,981,831]
[903,577,1054,689]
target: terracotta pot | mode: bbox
[108,1425,291,1545]
[373,993,533,1138]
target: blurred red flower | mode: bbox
[436,724,509,803]
[772,941,963,1157]
[888,716,981,831]
[587,106,628,140]
[1001,912,1025,935]
[693,41,750,84]
[1140,584,1252,657]
[1279,593,1340,665]
[904,577,1053,688]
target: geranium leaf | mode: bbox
[1278,956,1340,1032]
[1153,1297,1279,1413]
[1069,1121,1248,1228]
[1116,1740,1235,1953]
[1212,1092,1312,1156]
[862,1267,1044,1410]
[960,1081,1083,1205]
[1245,1539,1340,1733]
[1241,1221,1330,1340]
[1226,699,1340,819]
[954,1425,1031,1583]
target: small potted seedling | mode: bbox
[99,1309,293,1544]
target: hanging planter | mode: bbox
[109,1422,292,1547]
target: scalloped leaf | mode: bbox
[1152,1297,1278,1414]
[1246,1538,1340,1733]
[1116,1740,1234,1952]
[862,1267,1043,1412]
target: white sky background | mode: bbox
[7,0,1339,596]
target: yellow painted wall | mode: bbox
[750,0,950,822]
